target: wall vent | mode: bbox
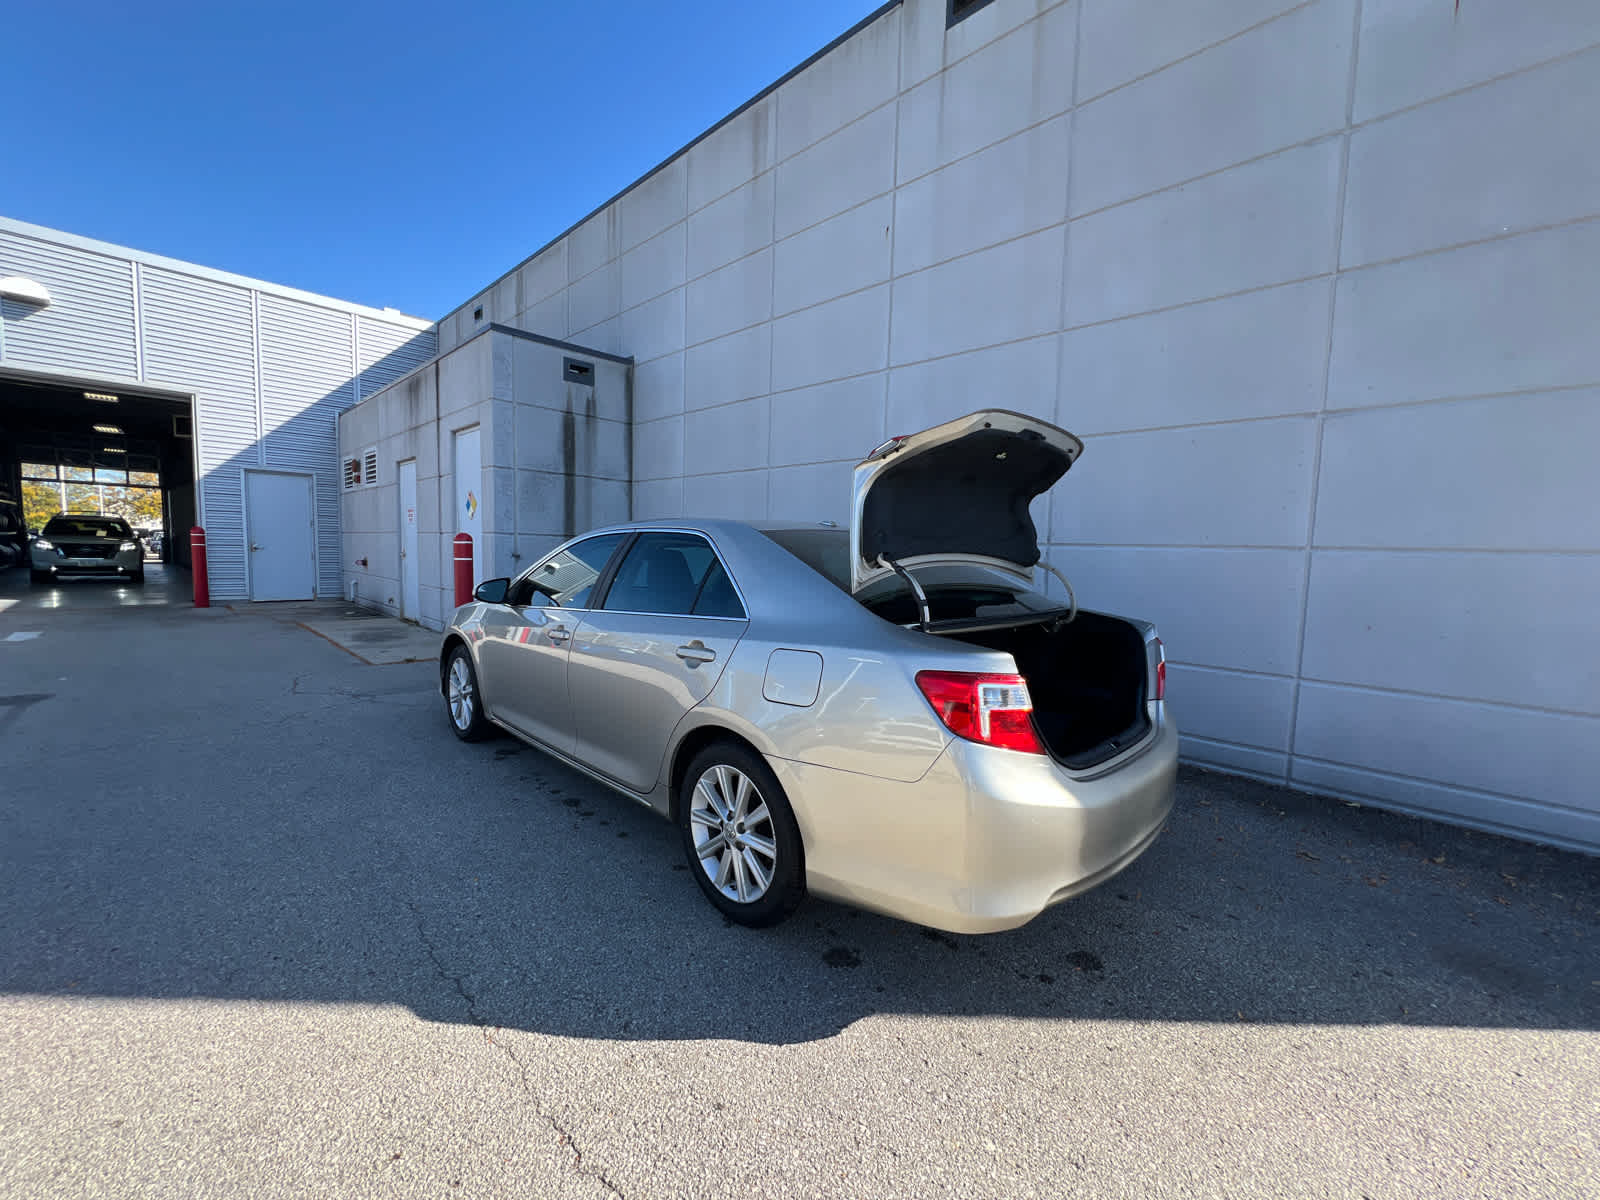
[363,447,379,485]
[947,0,998,26]
[563,357,595,385]
[343,457,362,490]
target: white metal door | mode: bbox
[453,427,483,588]
[244,471,315,601]
[398,460,420,620]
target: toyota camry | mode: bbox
[439,410,1176,933]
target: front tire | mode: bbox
[130,568,145,585]
[678,742,805,927]
[29,568,49,586]
[443,645,492,742]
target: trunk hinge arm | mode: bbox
[1037,560,1078,624]
[877,554,931,630]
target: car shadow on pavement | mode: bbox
[3,648,1596,1046]
[402,756,1599,1044]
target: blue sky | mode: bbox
[1,0,883,320]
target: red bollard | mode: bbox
[453,532,474,608]
[190,526,210,609]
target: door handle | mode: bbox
[545,626,570,643]
[676,642,716,665]
[250,543,261,552]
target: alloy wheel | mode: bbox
[447,657,475,731]
[689,764,778,904]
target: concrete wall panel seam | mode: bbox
[1284,0,1364,778]
[1076,0,1322,107]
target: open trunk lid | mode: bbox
[849,409,1083,594]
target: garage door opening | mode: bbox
[0,370,195,605]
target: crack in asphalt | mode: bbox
[407,903,625,1198]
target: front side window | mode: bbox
[603,533,746,618]
[508,533,627,608]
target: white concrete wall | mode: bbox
[340,328,630,630]
[433,0,1600,850]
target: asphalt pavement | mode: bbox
[1,569,1596,1198]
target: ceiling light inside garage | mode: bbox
[84,391,119,402]
[100,445,125,454]
[93,423,123,434]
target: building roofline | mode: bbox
[486,322,633,365]
[0,214,434,330]
[437,0,904,326]
[336,321,631,420]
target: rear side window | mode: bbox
[509,533,626,608]
[603,533,746,618]
[759,528,850,591]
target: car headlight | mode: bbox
[119,541,139,551]
[33,539,54,551]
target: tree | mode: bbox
[21,481,60,531]
[101,486,164,528]
[18,481,163,530]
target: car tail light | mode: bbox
[1151,636,1166,701]
[915,671,1044,755]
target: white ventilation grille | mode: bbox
[343,457,362,490]
[363,447,378,486]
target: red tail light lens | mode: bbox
[915,671,1044,755]
[1153,637,1166,701]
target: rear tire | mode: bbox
[443,645,493,742]
[678,741,805,927]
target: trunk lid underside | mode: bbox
[850,409,1083,594]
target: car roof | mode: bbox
[571,517,840,537]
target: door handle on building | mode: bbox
[676,642,716,665]
[250,543,261,552]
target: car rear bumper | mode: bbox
[774,712,1178,934]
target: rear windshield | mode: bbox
[43,517,132,539]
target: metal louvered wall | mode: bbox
[258,295,358,597]
[356,318,435,400]
[0,232,138,376]
[1,219,436,602]
[139,267,258,596]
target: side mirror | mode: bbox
[473,578,511,605]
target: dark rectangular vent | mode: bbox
[563,357,595,385]
[948,0,998,26]
[173,414,193,438]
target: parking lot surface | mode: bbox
[2,580,1596,1198]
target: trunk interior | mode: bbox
[952,612,1151,770]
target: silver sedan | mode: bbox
[440,410,1176,932]
[30,514,145,585]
